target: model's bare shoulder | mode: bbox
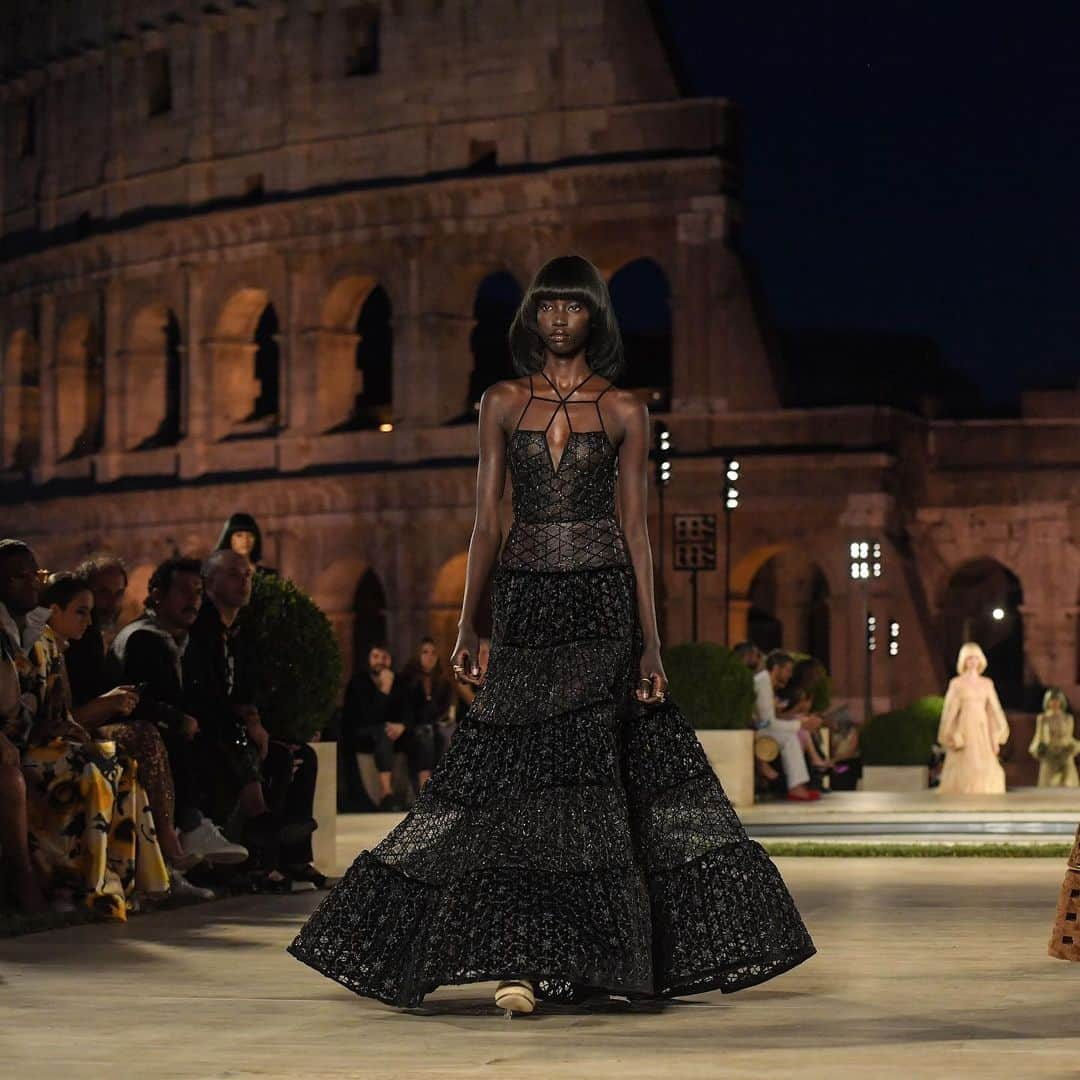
[479,378,529,426]
[605,389,648,437]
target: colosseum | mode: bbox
[1,1,1078,748]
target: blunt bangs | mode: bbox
[509,255,624,379]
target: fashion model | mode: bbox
[288,255,815,1012]
[936,642,1010,795]
[1029,689,1079,788]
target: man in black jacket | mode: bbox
[184,549,319,882]
[110,556,247,866]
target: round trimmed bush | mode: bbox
[862,696,944,766]
[238,571,343,743]
[664,642,755,730]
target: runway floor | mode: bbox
[1,811,1077,1079]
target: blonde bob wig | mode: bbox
[956,642,988,675]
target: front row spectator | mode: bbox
[342,643,434,811]
[0,541,170,919]
[183,549,321,887]
[753,650,823,802]
[110,557,248,885]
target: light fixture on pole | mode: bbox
[723,457,740,646]
[888,619,900,657]
[654,421,672,636]
[849,539,882,724]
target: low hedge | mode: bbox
[664,642,755,729]
[862,696,944,766]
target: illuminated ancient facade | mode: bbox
[1,1,1078,726]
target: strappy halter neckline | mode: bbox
[513,371,614,473]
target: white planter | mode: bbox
[861,764,929,792]
[311,740,338,873]
[695,728,755,808]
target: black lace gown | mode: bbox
[289,374,815,1007]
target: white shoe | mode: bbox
[168,868,216,902]
[180,818,249,865]
[495,980,535,1015]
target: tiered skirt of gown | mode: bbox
[289,426,815,1006]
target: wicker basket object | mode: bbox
[1048,826,1080,962]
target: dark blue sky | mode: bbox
[659,1,1080,407]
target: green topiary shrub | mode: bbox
[238,572,343,743]
[664,641,755,730]
[789,653,833,713]
[862,696,944,766]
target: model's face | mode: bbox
[154,571,203,630]
[419,641,438,673]
[230,531,256,558]
[0,551,40,615]
[1047,698,1063,714]
[208,551,253,609]
[963,655,979,674]
[90,566,127,625]
[536,298,590,357]
[368,647,391,673]
[50,589,94,642]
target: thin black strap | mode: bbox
[512,374,536,433]
[593,381,613,436]
[538,370,595,434]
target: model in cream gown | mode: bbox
[937,647,1010,795]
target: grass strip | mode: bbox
[764,841,1071,858]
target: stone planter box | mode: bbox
[695,728,755,808]
[861,764,929,792]
[311,740,338,873]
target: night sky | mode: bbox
[659,1,1080,409]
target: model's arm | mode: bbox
[1029,714,1047,757]
[451,386,509,680]
[986,679,1010,745]
[937,678,960,749]
[615,398,667,703]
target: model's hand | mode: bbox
[636,650,669,706]
[450,628,483,686]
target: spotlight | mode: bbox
[991,607,1005,621]
[378,422,394,433]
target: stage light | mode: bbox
[888,620,900,657]
[849,539,882,580]
[378,422,394,432]
[866,613,877,653]
[655,422,672,486]
[991,607,1005,621]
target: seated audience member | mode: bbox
[0,543,48,914]
[753,650,823,803]
[1,546,169,919]
[824,706,863,791]
[399,636,456,765]
[64,553,129,705]
[183,549,319,885]
[45,573,196,878]
[342,643,432,811]
[784,684,832,791]
[110,556,247,874]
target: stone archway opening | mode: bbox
[126,305,183,450]
[429,551,492,661]
[353,567,389,669]
[56,316,103,460]
[317,275,393,431]
[312,556,387,680]
[2,329,41,470]
[940,557,1026,708]
[210,288,279,437]
[454,270,522,423]
[609,257,672,407]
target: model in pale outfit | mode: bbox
[1029,689,1079,788]
[936,642,1010,795]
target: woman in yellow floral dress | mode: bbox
[0,546,169,920]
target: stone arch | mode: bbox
[316,274,393,431]
[464,270,523,418]
[209,287,280,437]
[428,551,492,661]
[608,257,672,404]
[56,315,104,460]
[312,555,383,679]
[125,304,183,450]
[2,329,41,469]
[741,546,833,667]
[940,556,1026,708]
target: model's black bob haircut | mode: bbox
[508,255,624,379]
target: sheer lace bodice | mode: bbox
[502,373,628,573]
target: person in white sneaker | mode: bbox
[110,556,247,867]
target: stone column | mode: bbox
[34,294,58,483]
[97,278,126,481]
[1021,605,1075,693]
[186,23,214,202]
[178,264,209,478]
[672,210,710,419]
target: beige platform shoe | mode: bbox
[494,979,535,1015]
